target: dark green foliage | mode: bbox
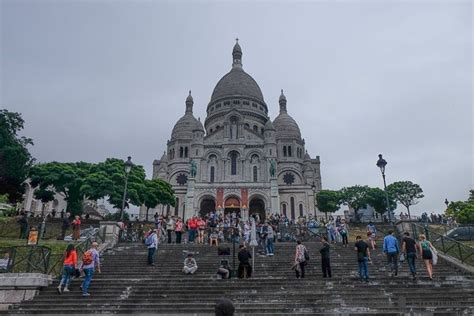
[104,211,130,221]
[387,181,424,218]
[366,187,396,215]
[316,190,341,218]
[140,179,176,219]
[340,185,370,221]
[445,191,474,224]
[0,110,34,202]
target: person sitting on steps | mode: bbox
[183,253,198,274]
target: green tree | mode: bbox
[34,187,55,217]
[0,110,34,202]
[387,181,424,219]
[366,187,397,216]
[316,190,341,220]
[340,185,370,222]
[140,179,176,221]
[29,162,93,216]
[445,191,474,224]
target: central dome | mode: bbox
[210,67,265,103]
[209,41,265,105]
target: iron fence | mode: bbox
[410,223,474,266]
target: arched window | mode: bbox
[210,166,215,183]
[184,147,188,158]
[288,146,292,157]
[253,166,258,182]
[175,198,179,216]
[283,146,287,157]
[282,204,287,217]
[290,197,295,220]
[230,152,238,175]
[299,204,303,217]
[253,125,258,133]
[180,147,184,158]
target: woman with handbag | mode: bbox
[57,244,77,294]
[418,234,436,280]
[294,240,308,279]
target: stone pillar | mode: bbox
[185,178,196,219]
[270,178,280,214]
[99,221,121,249]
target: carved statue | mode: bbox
[190,160,197,178]
[269,159,277,178]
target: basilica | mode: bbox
[140,41,322,221]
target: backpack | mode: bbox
[82,250,93,265]
[145,233,155,246]
[304,247,310,261]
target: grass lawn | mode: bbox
[0,238,71,254]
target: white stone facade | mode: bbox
[141,42,322,221]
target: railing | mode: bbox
[409,222,474,266]
[0,225,106,276]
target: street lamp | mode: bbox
[376,154,393,223]
[120,156,134,221]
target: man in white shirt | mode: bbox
[147,229,159,266]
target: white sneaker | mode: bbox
[63,287,70,292]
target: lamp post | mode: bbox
[376,154,393,223]
[120,156,134,221]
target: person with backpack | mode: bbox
[57,244,77,294]
[355,235,371,282]
[294,240,308,279]
[339,219,349,247]
[145,229,158,266]
[80,241,101,297]
[419,234,436,280]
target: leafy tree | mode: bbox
[387,181,424,219]
[340,185,370,222]
[29,162,93,216]
[445,191,474,224]
[104,210,130,222]
[366,187,396,216]
[140,179,176,220]
[0,110,34,202]
[0,194,9,204]
[316,190,341,220]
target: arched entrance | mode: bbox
[224,196,240,217]
[199,197,216,218]
[249,197,265,221]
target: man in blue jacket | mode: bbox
[383,230,400,276]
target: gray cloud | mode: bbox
[1,0,472,215]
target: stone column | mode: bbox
[185,178,196,219]
[270,178,280,215]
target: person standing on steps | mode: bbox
[418,234,436,280]
[294,240,308,279]
[265,223,275,256]
[72,215,81,240]
[145,229,158,266]
[339,219,349,247]
[57,244,77,294]
[355,235,371,282]
[80,241,101,297]
[366,221,377,250]
[183,253,198,274]
[237,245,252,278]
[166,216,175,244]
[175,217,183,244]
[61,212,71,240]
[320,236,332,278]
[383,230,400,277]
[401,231,419,280]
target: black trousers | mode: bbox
[238,263,252,278]
[295,262,305,278]
[167,230,173,243]
[322,257,332,277]
[175,231,182,244]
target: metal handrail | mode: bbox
[410,222,474,265]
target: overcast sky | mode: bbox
[1,0,472,216]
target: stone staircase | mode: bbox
[4,241,474,315]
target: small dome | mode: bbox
[304,151,311,160]
[171,114,202,140]
[264,118,275,130]
[194,117,204,131]
[273,112,301,140]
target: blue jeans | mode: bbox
[189,229,196,242]
[148,247,156,264]
[266,238,274,254]
[387,252,399,275]
[81,268,94,294]
[358,257,369,280]
[407,252,416,275]
[59,265,74,287]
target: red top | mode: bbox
[197,219,206,229]
[72,219,81,227]
[175,221,184,232]
[63,250,77,266]
[188,219,197,229]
